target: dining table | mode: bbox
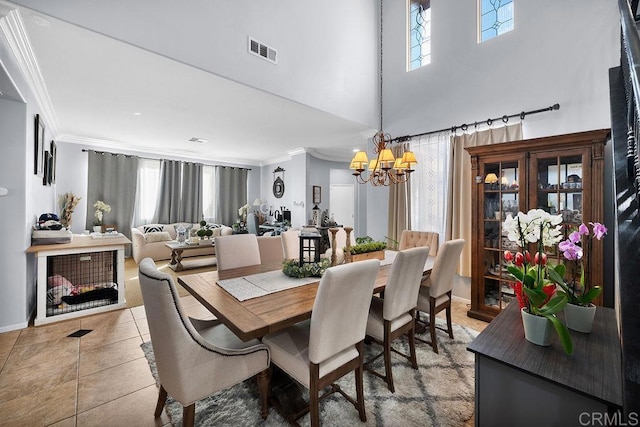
[177,252,436,342]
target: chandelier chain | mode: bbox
[379,0,384,133]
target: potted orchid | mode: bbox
[502,209,573,355]
[548,222,607,333]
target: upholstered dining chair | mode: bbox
[138,258,270,426]
[398,230,439,256]
[214,234,261,272]
[415,239,465,353]
[257,234,285,264]
[280,228,300,260]
[364,246,430,392]
[262,259,380,427]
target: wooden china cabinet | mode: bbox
[466,129,610,322]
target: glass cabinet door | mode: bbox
[530,149,588,266]
[480,158,523,314]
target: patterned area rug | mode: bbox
[141,320,478,427]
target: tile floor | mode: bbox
[0,268,487,426]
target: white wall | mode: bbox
[10,0,379,129]
[383,0,619,140]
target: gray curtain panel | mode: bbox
[153,160,182,224]
[181,162,203,223]
[215,166,248,226]
[154,160,204,224]
[86,151,139,256]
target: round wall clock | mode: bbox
[273,176,285,198]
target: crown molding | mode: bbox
[0,2,59,135]
[59,134,263,167]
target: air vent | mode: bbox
[248,37,277,64]
[188,137,208,144]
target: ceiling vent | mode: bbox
[188,137,208,144]
[248,37,277,64]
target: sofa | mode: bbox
[131,222,232,264]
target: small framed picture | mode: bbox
[43,150,52,186]
[312,185,321,204]
[50,140,57,184]
[34,114,45,176]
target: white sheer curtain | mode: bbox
[133,158,161,226]
[409,131,452,247]
[202,165,217,222]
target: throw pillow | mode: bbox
[144,231,172,243]
[143,225,164,233]
[47,274,73,289]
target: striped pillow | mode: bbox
[143,225,163,233]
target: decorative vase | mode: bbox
[93,225,102,233]
[564,303,596,333]
[521,308,553,346]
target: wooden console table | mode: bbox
[467,303,623,426]
[27,234,130,325]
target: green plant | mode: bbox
[282,258,330,278]
[503,209,572,355]
[196,220,214,239]
[355,236,374,244]
[348,240,387,255]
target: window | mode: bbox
[408,0,431,71]
[202,165,217,222]
[409,132,450,244]
[479,0,514,42]
[133,158,161,225]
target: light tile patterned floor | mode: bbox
[0,265,487,426]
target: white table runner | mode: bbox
[217,270,319,301]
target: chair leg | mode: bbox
[408,322,418,369]
[310,364,320,427]
[183,403,195,427]
[154,384,167,418]
[257,369,270,419]
[355,342,367,422]
[383,322,395,393]
[446,304,454,339]
[430,300,439,354]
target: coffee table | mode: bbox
[164,241,216,272]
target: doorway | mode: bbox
[329,184,354,227]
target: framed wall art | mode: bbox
[50,141,57,184]
[43,150,52,186]
[34,114,45,177]
[312,185,321,205]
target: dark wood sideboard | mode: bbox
[467,303,623,426]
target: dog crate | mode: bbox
[28,235,129,325]
[45,251,119,317]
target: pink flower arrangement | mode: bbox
[550,222,607,306]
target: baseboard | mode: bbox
[0,319,29,333]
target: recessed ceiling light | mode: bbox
[31,14,50,27]
[188,137,208,144]
[132,112,142,116]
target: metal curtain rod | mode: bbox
[391,103,560,143]
[81,149,251,170]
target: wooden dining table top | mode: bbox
[178,255,435,342]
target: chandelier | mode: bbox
[350,0,417,186]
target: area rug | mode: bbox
[141,320,478,427]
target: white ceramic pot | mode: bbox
[93,225,102,233]
[564,303,596,333]
[521,308,553,346]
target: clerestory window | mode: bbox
[408,0,431,71]
[479,0,514,42]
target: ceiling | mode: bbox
[1,6,374,165]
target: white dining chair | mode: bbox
[214,234,261,272]
[364,246,429,392]
[399,230,439,256]
[416,239,465,353]
[262,259,380,427]
[280,228,300,260]
[257,234,285,264]
[138,258,270,426]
